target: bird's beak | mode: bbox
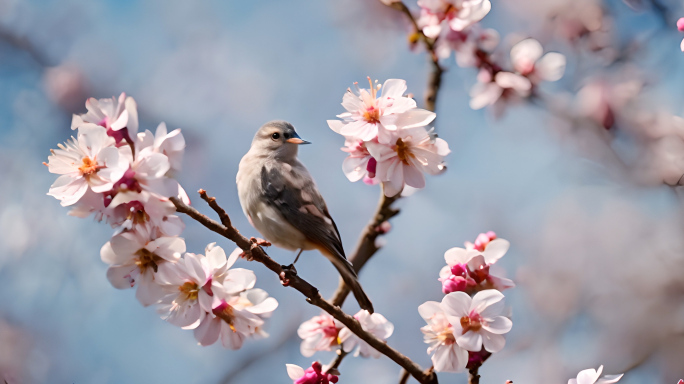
[286,132,311,145]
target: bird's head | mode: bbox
[251,120,310,160]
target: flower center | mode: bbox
[214,301,237,331]
[437,326,456,345]
[394,138,415,165]
[134,248,164,274]
[78,156,101,176]
[460,313,483,334]
[361,77,382,124]
[178,281,200,301]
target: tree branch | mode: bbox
[330,188,400,306]
[170,191,437,384]
[384,0,444,111]
[399,368,411,384]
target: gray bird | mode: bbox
[236,120,374,313]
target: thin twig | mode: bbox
[325,349,349,375]
[468,365,480,384]
[399,368,411,384]
[384,1,444,111]
[170,191,437,384]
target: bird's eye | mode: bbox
[284,132,291,139]
[271,132,280,140]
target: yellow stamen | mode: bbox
[460,316,482,334]
[78,156,101,176]
[178,281,200,301]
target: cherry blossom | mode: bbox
[442,290,512,353]
[469,70,531,112]
[366,127,450,197]
[338,310,394,358]
[328,78,435,143]
[71,92,138,144]
[298,313,342,357]
[138,122,186,173]
[340,138,375,183]
[439,237,514,293]
[100,224,185,306]
[568,365,623,384]
[155,244,249,329]
[286,362,339,384]
[418,301,468,372]
[417,0,492,39]
[510,38,566,84]
[46,125,128,206]
[194,288,278,349]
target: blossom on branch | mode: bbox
[298,313,342,357]
[417,0,492,39]
[338,310,394,358]
[328,78,435,143]
[71,92,138,144]
[441,290,512,353]
[439,234,514,294]
[568,365,623,384]
[366,127,450,197]
[286,362,339,384]
[46,125,128,207]
[418,301,469,372]
[100,224,185,306]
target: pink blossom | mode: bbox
[435,25,499,65]
[340,139,374,182]
[440,238,515,292]
[366,127,450,197]
[100,224,185,306]
[510,38,566,83]
[71,92,138,144]
[469,70,531,112]
[678,18,684,51]
[568,365,623,384]
[194,288,278,349]
[46,125,128,207]
[338,310,394,358]
[418,301,468,372]
[464,231,497,251]
[298,313,342,357]
[417,0,492,39]
[155,244,254,329]
[442,290,512,353]
[286,362,339,384]
[328,78,435,143]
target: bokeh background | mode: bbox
[1,0,684,383]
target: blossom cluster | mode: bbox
[46,94,277,350]
[413,0,566,114]
[678,18,684,52]
[419,232,513,372]
[328,78,450,197]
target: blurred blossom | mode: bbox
[510,38,566,83]
[286,362,339,384]
[339,310,394,358]
[434,25,500,66]
[574,74,643,130]
[548,0,607,47]
[417,0,492,39]
[568,365,623,384]
[678,18,684,51]
[43,63,89,113]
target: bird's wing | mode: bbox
[260,163,346,259]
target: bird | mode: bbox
[236,120,374,313]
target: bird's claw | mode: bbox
[250,237,271,247]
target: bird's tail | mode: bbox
[326,252,374,314]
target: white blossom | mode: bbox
[338,310,394,358]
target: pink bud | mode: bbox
[677,18,684,32]
[450,263,467,276]
[440,275,470,294]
